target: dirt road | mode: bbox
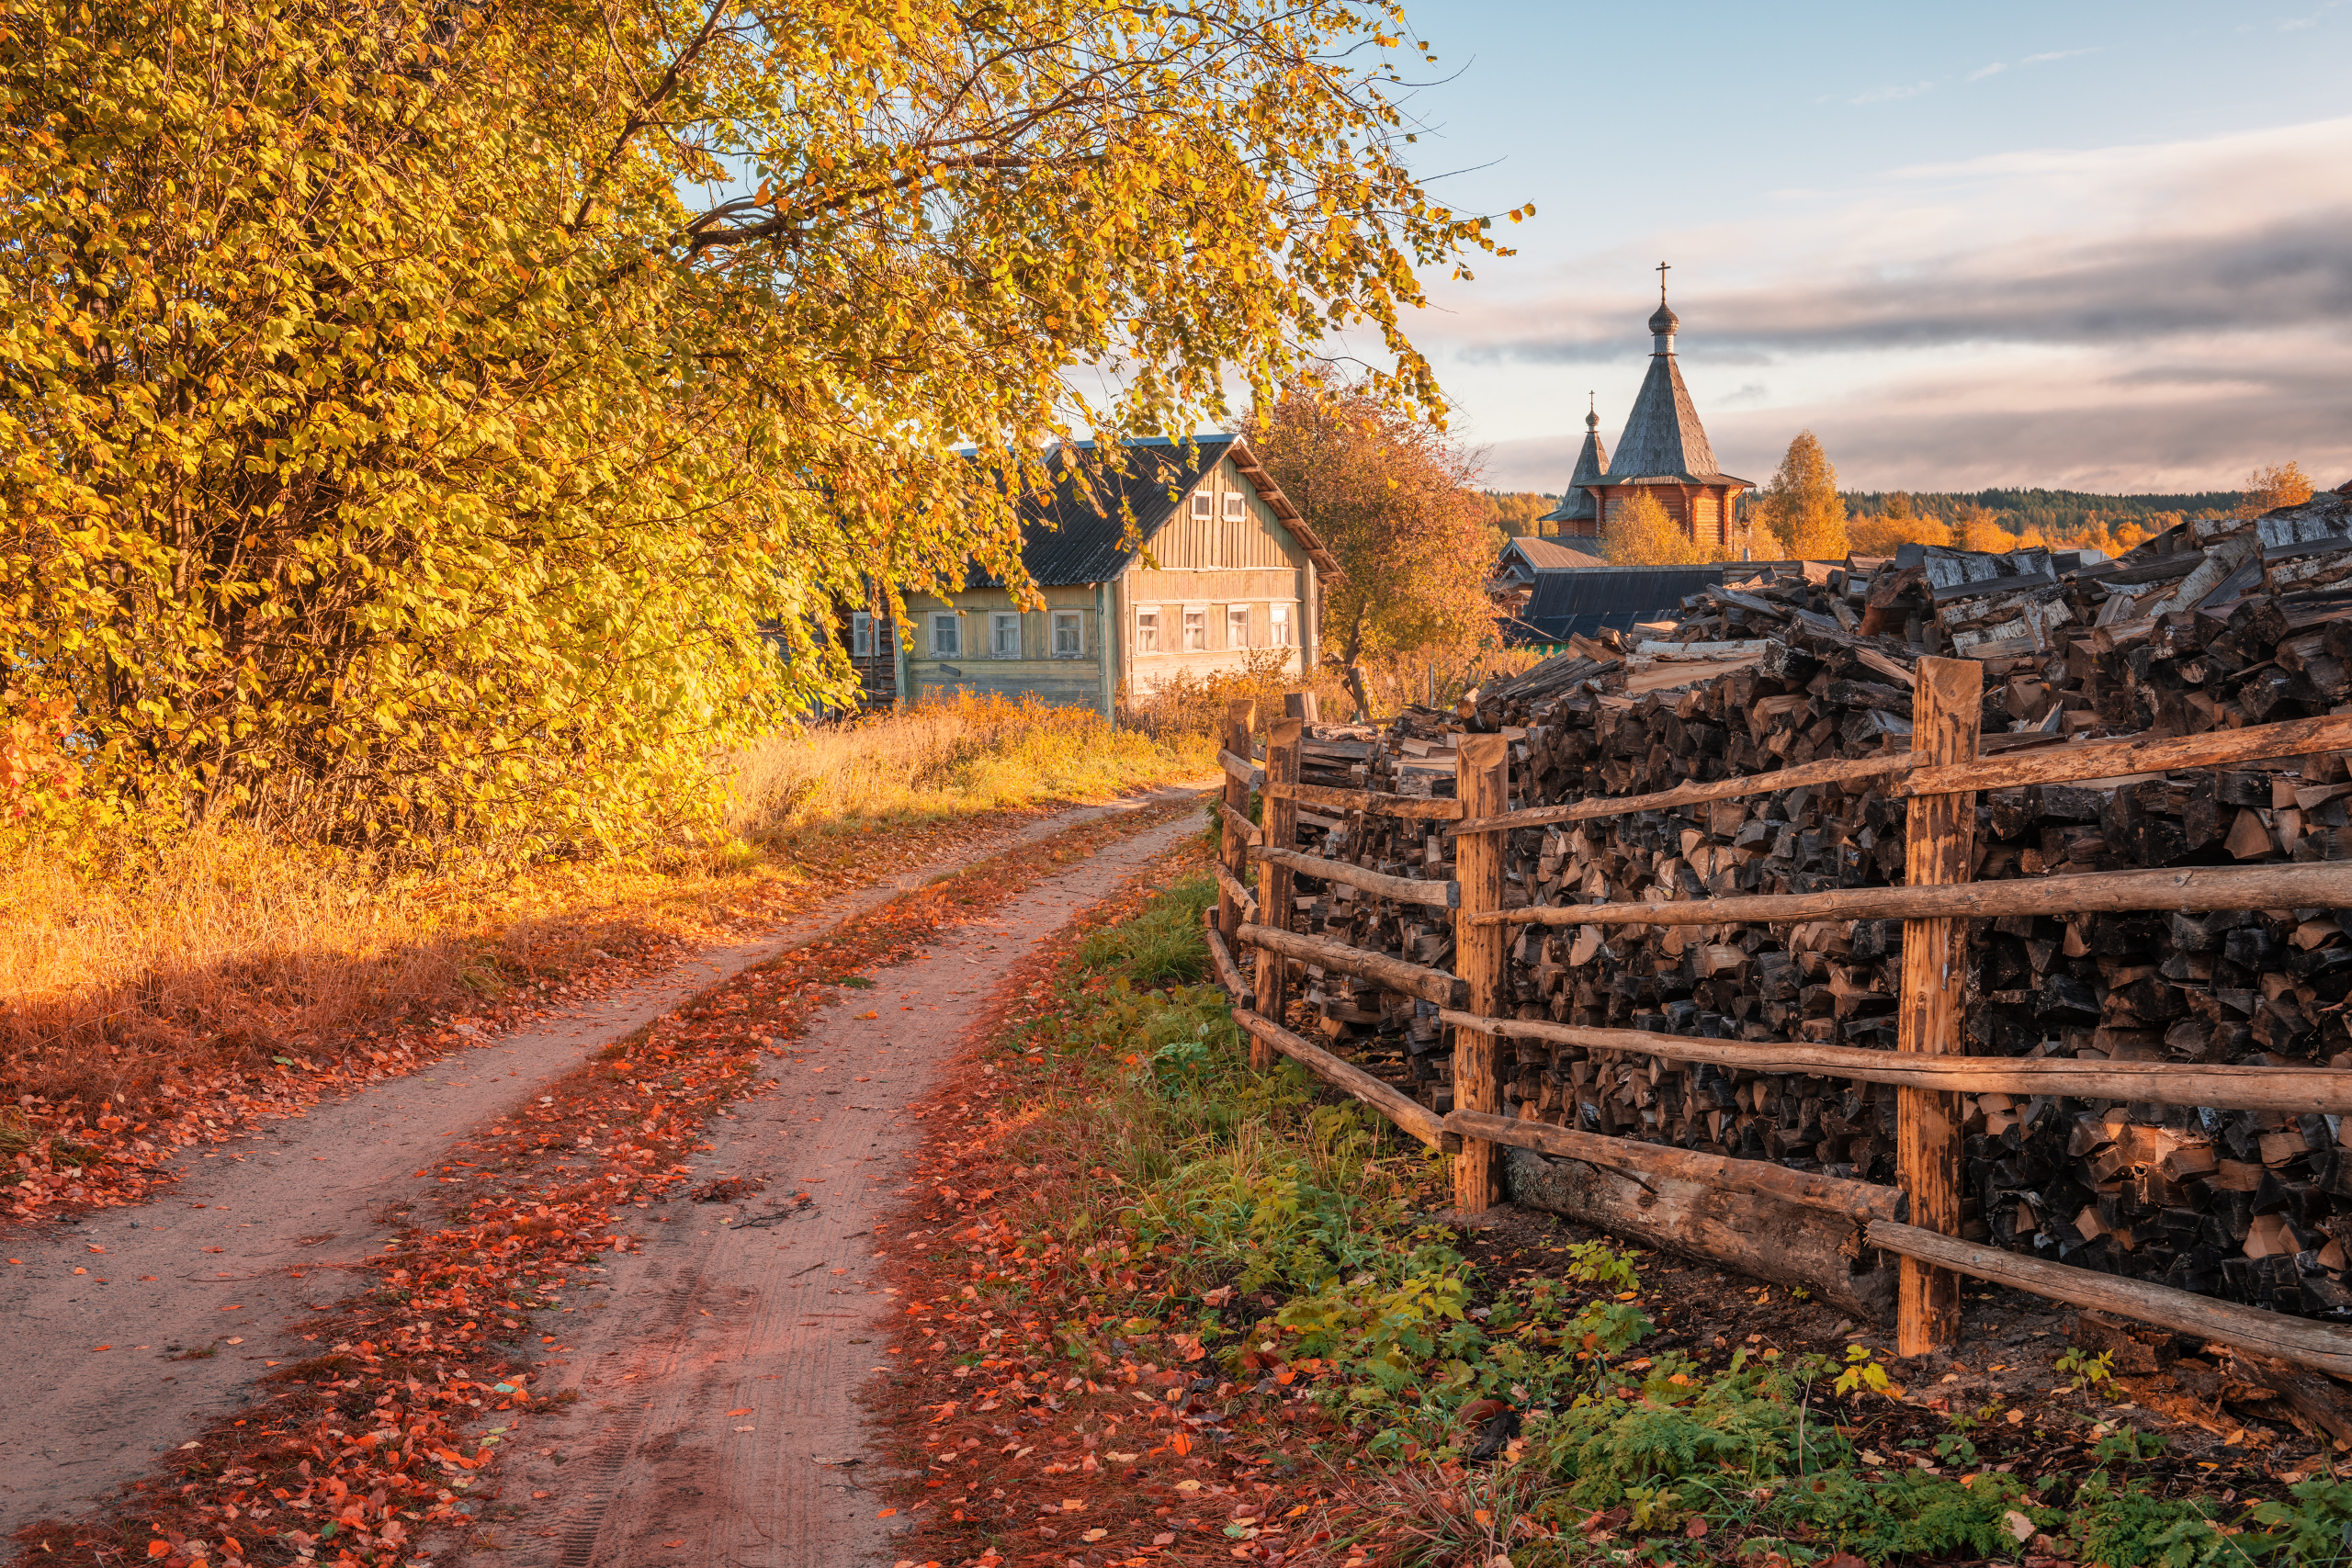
[0,788,1204,1553]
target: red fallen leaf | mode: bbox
[148,1542,170,1558]
[1825,1556,1869,1568]
[1686,1516,1710,1539]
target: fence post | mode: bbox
[1251,716,1305,1069]
[1895,656,1984,1358]
[1452,733,1511,1212]
[1217,696,1258,979]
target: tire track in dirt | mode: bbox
[0,785,1206,1542]
[483,814,1203,1568]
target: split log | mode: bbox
[1438,1009,2352,1112]
[1872,1221,2352,1377]
[1473,860,2352,929]
[1250,845,1457,909]
[1447,1110,1902,1223]
[1232,1008,1453,1151]
[1507,1145,1896,1323]
[1219,746,1267,789]
[1202,908,1250,997]
[1264,781,1465,820]
[1240,922,1464,1008]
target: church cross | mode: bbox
[1657,260,1670,302]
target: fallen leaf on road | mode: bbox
[726,1407,752,1416]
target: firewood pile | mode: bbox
[1260,483,2352,1319]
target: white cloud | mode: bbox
[2020,48,2097,64]
[2280,2,2341,28]
[1967,62,2008,81]
[1850,80,1935,105]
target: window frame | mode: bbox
[1050,610,1083,659]
[1269,602,1294,648]
[1189,491,1213,521]
[1226,604,1250,649]
[1182,605,1207,652]
[851,611,874,659]
[1134,604,1162,655]
[1221,491,1246,522]
[989,610,1022,660]
[929,611,960,658]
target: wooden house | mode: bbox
[888,436,1339,715]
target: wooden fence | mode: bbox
[1202,667,2352,1375]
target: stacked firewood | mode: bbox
[1255,493,2352,1317]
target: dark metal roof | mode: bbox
[1501,564,1734,645]
[1498,537,1609,575]
[967,436,1340,587]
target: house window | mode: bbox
[851,612,875,659]
[1269,603,1293,647]
[1051,611,1083,658]
[1222,492,1245,521]
[1227,605,1250,649]
[990,611,1021,658]
[929,612,960,658]
[1182,607,1206,651]
[1190,491,1213,520]
[1135,605,1161,654]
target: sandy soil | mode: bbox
[0,786,1206,1547]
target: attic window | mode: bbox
[1222,492,1245,522]
[1190,491,1213,520]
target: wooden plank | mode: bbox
[1250,845,1457,909]
[1436,1010,2352,1113]
[1238,922,1463,1008]
[1202,909,1250,996]
[1446,749,1918,837]
[1871,1221,2352,1379]
[1252,717,1304,1070]
[1218,801,1261,848]
[1265,781,1465,820]
[1465,860,2352,929]
[1904,711,2352,798]
[1218,746,1267,789]
[1898,656,1981,1359]
[1213,855,1257,922]
[1452,734,1511,1213]
[1216,700,1256,955]
[1445,1110,1902,1223]
[1233,1007,1453,1151]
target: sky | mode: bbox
[1377,0,2352,496]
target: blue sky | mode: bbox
[1380,0,2352,493]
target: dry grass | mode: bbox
[0,694,1214,1121]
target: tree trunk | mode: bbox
[1345,662,1374,723]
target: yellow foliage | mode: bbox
[1848,510,1950,557]
[2244,461,2316,517]
[1602,492,1711,566]
[1753,431,1849,559]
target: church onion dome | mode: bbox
[1648,301,1679,338]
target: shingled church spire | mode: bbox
[1575,269,1753,551]
[1538,393,1609,539]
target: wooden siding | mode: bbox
[1143,457,1307,571]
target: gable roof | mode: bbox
[1498,536,1609,574]
[978,435,1340,587]
[1501,563,1732,645]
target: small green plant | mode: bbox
[2088,1424,2167,1465]
[1932,1431,1979,1468]
[1833,1343,1896,1401]
[2055,1346,2115,1392]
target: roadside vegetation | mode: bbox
[878,860,2352,1565]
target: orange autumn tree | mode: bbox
[1601,492,1713,566]
[1753,430,1851,560]
[2242,461,2317,518]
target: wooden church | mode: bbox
[1540,271,1754,548]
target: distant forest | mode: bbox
[1844,488,2245,539]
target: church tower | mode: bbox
[1580,267,1752,548]
[1538,396,1608,540]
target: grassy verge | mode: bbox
[874,851,2352,1567]
[1,695,1209,1223]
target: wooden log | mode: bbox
[1871,1220,2352,1378]
[1202,909,1250,997]
[1436,1010,2352,1112]
[1250,845,1457,910]
[1253,717,1304,1070]
[1445,1110,1903,1223]
[1239,922,1464,1008]
[1633,638,1769,659]
[1904,711,2352,798]
[1216,702,1257,953]
[1466,860,2352,929]
[1218,801,1261,847]
[1507,1146,1895,1323]
[1232,1007,1453,1151]
[1213,858,1258,922]
[1218,747,1268,789]
[1265,781,1465,820]
[1899,655,1980,1359]
[1453,734,1511,1213]
[1446,749,1917,837]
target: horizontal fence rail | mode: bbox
[1265,781,1466,820]
[1473,861,2352,930]
[1250,845,1458,909]
[1237,921,1464,1008]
